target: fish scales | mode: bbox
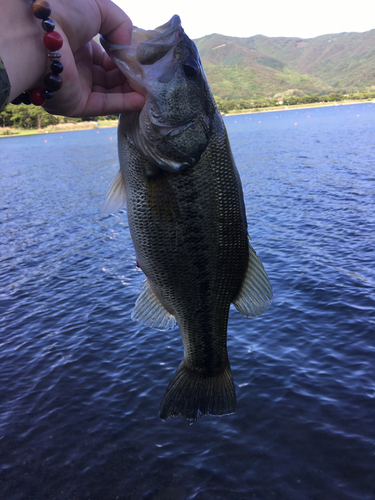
[101,15,272,422]
[125,112,248,365]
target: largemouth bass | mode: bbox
[101,15,272,422]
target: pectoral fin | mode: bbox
[233,242,273,318]
[101,170,127,214]
[131,279,176,330]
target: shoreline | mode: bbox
[1,100,372,137]
[0,119,119,138]
[223,99,372,117]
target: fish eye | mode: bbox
[183,60,200,79]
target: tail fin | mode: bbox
[159,361,237,423]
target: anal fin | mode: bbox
[131,279,176,331]
[233,241,273,318]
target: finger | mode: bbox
[80,91,145,117]
[90,43,136,92]
[92,80,137,95]
[92,64,135,93]
[91,39,118,72]
[95,0,133,45]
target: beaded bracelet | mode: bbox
[12,0,63,106]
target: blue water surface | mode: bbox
[0,104,374,500]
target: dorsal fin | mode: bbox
[101,170,127,214]
[233,241,273,318]
[131,279,176,330]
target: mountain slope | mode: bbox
[194,29,375,99]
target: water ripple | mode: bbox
[1,106,374,499]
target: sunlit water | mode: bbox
[0,104,374,500]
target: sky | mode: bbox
[114,0,375,40]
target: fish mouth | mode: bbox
[103,15,210,172]
[100,15,184,93]
[101,14,182,49]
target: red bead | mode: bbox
[31,0,52,20]
[44,31,63,51]
[29,88,47,106]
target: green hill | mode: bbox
[194,29,375,99]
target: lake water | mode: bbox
[0,103,374,500]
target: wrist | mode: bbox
[0,0,49,102]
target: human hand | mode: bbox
[43,0,145,117]
[0,0,145,117]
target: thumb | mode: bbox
[95,0,133,45]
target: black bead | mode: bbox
[42,18,55,32]
[42,89,54,101]
[22,93,31,105]
[50,61,63,75]
[44,73,63,92]
[11,94,24,105]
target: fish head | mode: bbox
[101,15,215,171]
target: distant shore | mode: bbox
[223,99,372,117]
[1,100,372,137]
[0,119,119,138]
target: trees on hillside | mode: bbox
[0,104,119,131]
[1,90,374,131]
[214,91,375,113]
